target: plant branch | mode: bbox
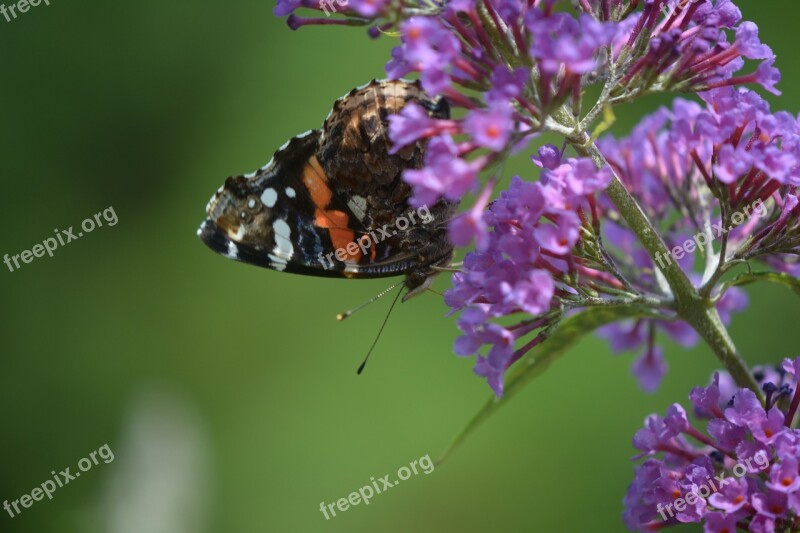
[570,137,762,399]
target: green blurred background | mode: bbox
[1,1,798,532]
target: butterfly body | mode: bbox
[198,79,455,294]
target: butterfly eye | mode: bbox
[240,210,253,224]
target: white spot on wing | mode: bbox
[268,254,287,271]
[272,219,293,257]
[247,199,257,209]
[347,195,368,222]
[261,188,278,208]
[285,187,296,198]
[227,241,239,260]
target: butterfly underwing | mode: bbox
[197,79,457,297]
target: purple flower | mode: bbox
[783,357,800,379]
[707,478,749,513]
[494,0,521,25]
[632,345,668,394]
[733,21,772,60]
[448,211,488,250]
[690,372,723,417]
[533,213,580,255]
[392,17,461,94]
[388,102,449,153]
[487,66,528,104]
[750,408,787,445]
[504,269,554,316]
[531,144,563,170]
[274,0,303,16]
[403,134,479,206]
[597,320,646,353]
[703,512,740,533]
[552,158,611,196]
[445,155,615,395]
[766,456,800,493]
[715,144,753,184]
[402,167,445,208]
[470,323,515,396]
[526,11,617,75]
[624,360,800,531]
[752,490,788,518]
[724,388,765,427]
[598,318,699,393]
[755,57,782,95]
[348,0,390,18]
[464,103,514,152]
[750,514,777,533]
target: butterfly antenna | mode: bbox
[356,286,403,375]
[336,280,403,321]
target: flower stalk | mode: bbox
[572,137,762,398]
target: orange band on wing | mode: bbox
[301,156,362,263]
[328,228,362,263]
[302,156,333,207]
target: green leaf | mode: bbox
[590,105,616,141]
[437,306,662,465]
[718,271,800,298]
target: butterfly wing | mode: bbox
[199,129,425,277]
[198,79,456,280]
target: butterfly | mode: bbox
[197,79,457,300]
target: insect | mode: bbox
[197,79,457,302]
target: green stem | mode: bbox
[572,138,762,399]
[681,299,759,396]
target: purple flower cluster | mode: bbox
[600,86,800,291]
[272,0,800,401]
[447,85,800,396]
[276,0,780,250]
[590,86,800,392]
[445,149,612,395]
[273,3,800,530]
[526,11,616,77]
[612,0,780,96]
[625,357,800,532]
[380,1,777,246]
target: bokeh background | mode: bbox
[1,1,798,532]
